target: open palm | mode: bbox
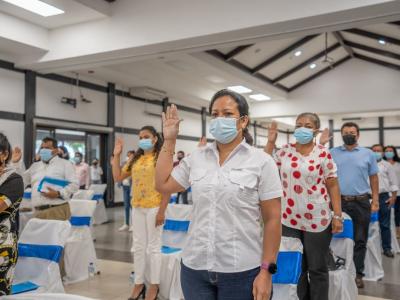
[162,104,181,140]
[268,121,278,144]
[12,147,22,163]
[113,138,124,156]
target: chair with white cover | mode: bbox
[19,189,35,233]
[364,212,384,281]
[3,293,97,300]
[271,236,303,300]
[149,204,192,300]
[63,200,98,284]
[88,184,108,225]
[12,218,71,293]
[329,213,358,300]
[72,189,95,200]
[390,207,400,254]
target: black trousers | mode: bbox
[177,190,189,204]
[341,199,371,276]
[282,224,332,300]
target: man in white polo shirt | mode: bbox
[12,137,79,221]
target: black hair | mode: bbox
[341,122,360,135]
[127,150,136,155]
[384,145,400,162]
[177,151,185,156]
[42,137,58,149]
[75,152,83,158]
[0,133,12,165]
[209,89,253,145]
[127,126,163,172]
[58,145,70,160]
[371,144,383,150]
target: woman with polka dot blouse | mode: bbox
[265,113,343,300]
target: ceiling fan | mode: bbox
[321,32,335,69]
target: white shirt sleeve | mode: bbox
[171,157,191,190]
[60,161,79,200]
[387,163,399,192]
[258,156,283,201]
[11,160,30,188]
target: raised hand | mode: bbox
[198,136,207,147]
[267,121,278,144]
[162,104,181,141]
[319,128,332,146]
[11,147,22,163]
[113,138,124,156]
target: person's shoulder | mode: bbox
[358,147,374,155]
[6,172,23,184]
[249,146,275,164]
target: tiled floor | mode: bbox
[64,207,399,300]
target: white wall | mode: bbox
[0,120,24,150]
[36,78,108,125]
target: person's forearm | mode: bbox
[326,179,342,216]
[111,155,123,182]
[392,191,397,198]
[370,175,379,202]
[158,193,170,214]
[264,141,275,155]
[155,139,176,191]
[262,211,281,266]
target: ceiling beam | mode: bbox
[354,53,400,72]
[344,40,400,61]
[205,50,289,92]
[344,28,400,47]
[333,32,354,57]
[250,35,319,74]
[271,43,341,84]
[225,45,253,61]
[288,55,351,92]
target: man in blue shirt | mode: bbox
[330,122,379,289]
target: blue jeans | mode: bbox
[394,196,400,227]
[122,185,131,225]
[181,262,265,300]
[379,193,392,251]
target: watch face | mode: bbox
[268,263,278,274]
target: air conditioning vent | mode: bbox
[129,86,166,100]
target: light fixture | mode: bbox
[2,0,64,17]
[249,94,271,101]
[294,50,302,57]
[227,85,252,94]
[309,63,317,69]
[378,39,386,45]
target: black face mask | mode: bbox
[342,134,357,146]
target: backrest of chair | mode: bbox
[19,218,71,246]
[20,188,33,210]
[69,200,97,227]
[272,236,303,285]
[73,190,95,200]
[88,184,106,201]
[162,204,193,249]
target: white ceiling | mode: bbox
[0,0,110,29]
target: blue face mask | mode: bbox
[294,127,314,145]
[209,117,239,144]
[374,152,383,161]
[385,152,395,159]
[74,157,82,164]
[138,139,154,151]
[39,148,54,162]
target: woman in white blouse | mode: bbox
[155,89,283,300]
[383,145,400,238]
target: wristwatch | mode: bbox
[332,214,344,222]
[261,262,278,274]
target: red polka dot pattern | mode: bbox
[296,214,301,219]
[290,219,297,226]
[293,171,301,179]
[294,185,303,194]
[286,207,292,215]
[307,203,314,210]
[321,219,328,226]
[311,224,317,229]
[308,166,315,171]
[287,198,295,207]
[283,213,287,219]
[291,162,298,168]
[304,213,313,220]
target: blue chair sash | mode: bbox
[37,177,69,192]
[272,251,302,284]
[333,219,353,239]
[161,245,181,254]
[11,281,39,294]
[18,243,63,263]
[371,212,379,223]
[92,194,103,201]
[70,216,91,226]
[23,192,32,200]
[163,219,190,232]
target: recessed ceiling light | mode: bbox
[309,63,317,69]
[249,94,271,101]
[227,85,252,94]
[2,0,64,17]
[294,50,302,57]
[378,39,386,45]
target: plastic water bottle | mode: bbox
[129,272,135,284]
[88,262,95,278]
